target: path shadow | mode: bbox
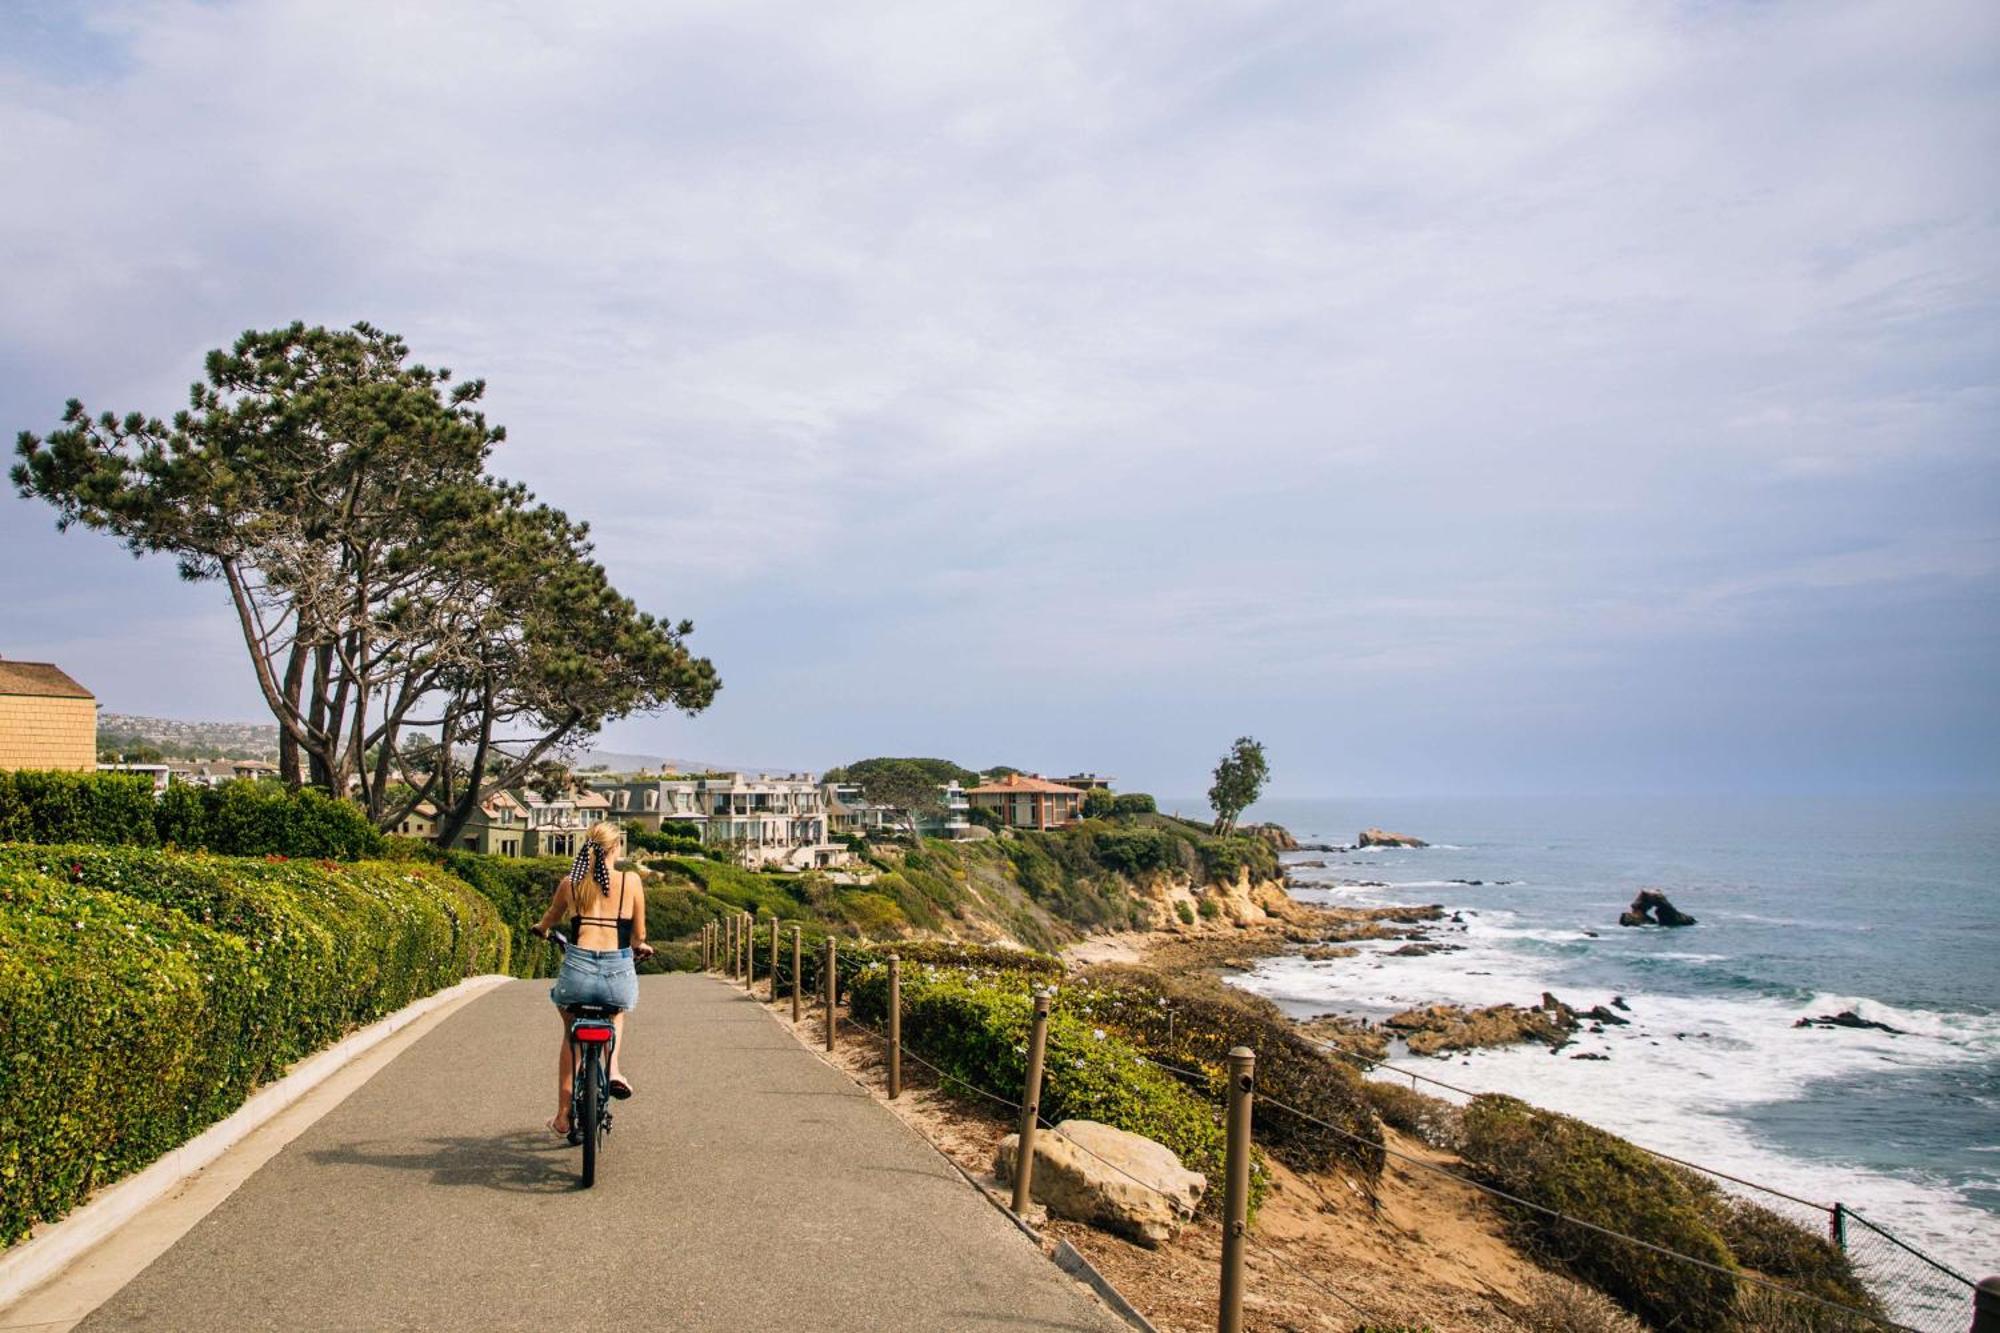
[306,1130,576,1194]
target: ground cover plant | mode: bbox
[1072,964,1386,1179]
[846,963,1265,1214]
[0,844,506,1246]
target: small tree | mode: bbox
[1207,736,1268,834]
[855,759,946,843]
[1082,788,1116,819]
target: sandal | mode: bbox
[546,1115,571,1139]
[608,1076,633,1100]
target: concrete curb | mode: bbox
[0,973,511,1308]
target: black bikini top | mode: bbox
[570,875,634,949]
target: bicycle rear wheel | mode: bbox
[579,1046,601,1188]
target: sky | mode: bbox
[1,1,1995,798]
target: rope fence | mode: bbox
[695,920,1997,1333]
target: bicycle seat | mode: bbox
[570,1003,620,1019]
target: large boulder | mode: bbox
[993,1119,1205,1247]
[1242,823,1299,852]
[1357,827,1428,848]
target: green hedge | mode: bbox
[1071,965,1385,1179]
[847,964,1262,1214]
[0,844,506,1246]
[0,771,382,859]
[427,850,567,978]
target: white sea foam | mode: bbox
[1234,931,2000,1285]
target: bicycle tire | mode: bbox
[580,1047,600,1189]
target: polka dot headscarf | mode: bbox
[570,842,612,897]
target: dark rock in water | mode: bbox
[1291,859,1328,869]
[1793,1010,1906,1035]
[1618,889,1697,928]
[1386,941,1463,957]
[1588,1024,1604,1034]
[1571,1052,1610,1061]
[1448,878,1485,886]
[1357,827,1428,848]
[1583,1004,1630,1026]
[1610,995,1631,1012]
[1582,930,1600,938]
[1295,842,1342,853]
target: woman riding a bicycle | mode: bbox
[531,820,652,1137]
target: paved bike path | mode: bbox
[78,974,1125,1332]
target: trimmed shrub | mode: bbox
[0,770,157,846]
[848,964,1264,1214]
[195,782,383,859]
[0,771,382,860]
[430,850,568,978]
[0,845,506,1246]
[1459,1095,1738,1330]
[1072,965,1386,1179]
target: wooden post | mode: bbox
[742,912,754,988]
[791,925,803,1023]
[700,922,709,970]
[769,915,781,1002]
[725,914,735,977]
[1973,1275,2000,1333]
[887,955,902,1099]
[823,936,838,1052]
[1218,1046,1255,1333]
[1012,992,1051,1215]
[1830,1202,1846,1251]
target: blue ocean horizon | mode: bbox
[1179,793,2000,1280]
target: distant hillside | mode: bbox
[94,720,773,777]
[98,713,280,760]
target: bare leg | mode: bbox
[609,1011,628,1084]
[553,1011,575,1132]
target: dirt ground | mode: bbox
[756,987,1557,1333]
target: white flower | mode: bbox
[1093,1028,1106,1041]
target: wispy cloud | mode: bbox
[2,0,1994,791]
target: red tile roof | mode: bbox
[0,659,94,700]
[966,774,1085,796]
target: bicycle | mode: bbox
[548,930,618,1188]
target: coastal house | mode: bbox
[965,773,1086,831]
[596,771,843,869]
[392,801,438,841]
[0,658,97,772]
[457,790,527,857]
[167,758,281,788]
[98,762,172,793]
[1055,773,1115,792]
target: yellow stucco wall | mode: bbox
[0,695,97,771]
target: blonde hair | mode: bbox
[566,822,625,912]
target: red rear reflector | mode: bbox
[573,1025,613,1043]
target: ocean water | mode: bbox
[1203,795,2000,1288]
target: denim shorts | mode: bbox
[549,947,638,1012]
